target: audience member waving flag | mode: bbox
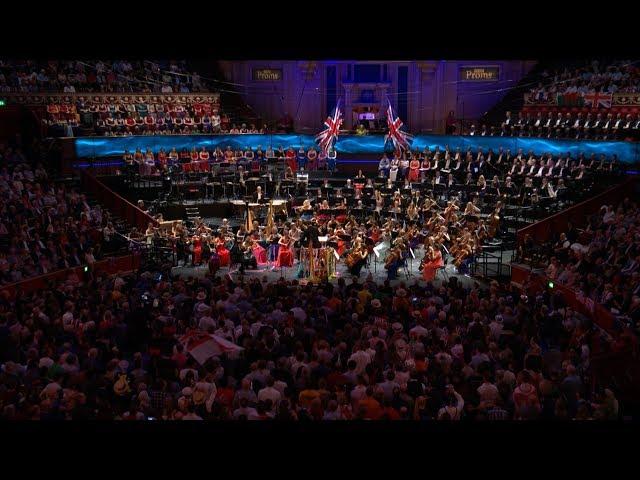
[385,99,413,152]
[316,99,343,154]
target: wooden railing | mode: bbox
[517,176,638,246]
[0,254,141,299]
[79,169,158,231]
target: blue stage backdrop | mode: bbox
[75,134,640,163]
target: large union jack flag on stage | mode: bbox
[384,100,412,152]
[316,99,343,154]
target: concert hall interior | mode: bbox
[2,50,640,423]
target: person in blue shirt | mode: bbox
[297,147,307,171]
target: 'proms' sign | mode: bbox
[253,69,283,81]
[460,66,500,81]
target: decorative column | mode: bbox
[297,61,319,132]
[377,83,389,113]
[417,62,438,132]
[343,83,354,129]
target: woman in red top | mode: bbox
[144,115,155,131]
[191,235,202,266]
[408,157,420,182]
[125,116,136,132]
[285,147,297,173]
[198,147,210,172]
[189,147,199,163]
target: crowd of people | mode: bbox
[0,59,209,94]
[484,60,640,140]
[0,148,122,285]
[0,259,623,420]
[43,97,273,138]
[519,196,640,326]
[528,60,640,100]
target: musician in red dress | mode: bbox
[198,147,210,172]
[192,235,202,266]
[251,237,268,267]
[285,147,297,173]
[216,236,230,267]
[276,232,294,267]
[421,238,444,282]
[408,157,421,182]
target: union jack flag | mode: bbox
[316,99,343,154]
[384,100,412,152]
[583,91,612,109]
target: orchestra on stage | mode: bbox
[125,142,621,282]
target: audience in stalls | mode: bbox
[0,59,209,94]
[0,261,625,420]
[0,150,124,285]
[518,197,640,326]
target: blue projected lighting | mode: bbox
[75,134,640,163]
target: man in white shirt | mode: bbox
[257,377,282,407]
[348,342,371,375]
